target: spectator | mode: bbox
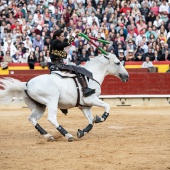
[131,5,141,18]
[150,2,159,16]
[0,50,12,69]
[58,17,66,29]
[143,48,155,61]
[137,20,147,33]
[44,36,51,49]
[126,49,135,61]
[141,56,154,68]
[12,51,22,63]
[0,46,4,62]
[79,48,90,64]
[19,4,27,19]
[3,39,17,57]
[76,19,84,32]
[154,45,162,61]
[48,2,55,15]
[70,50,79,64]
[33,35,44,52]
[159,0,169,14]
[165,50,170,61]
[44,50,52,68]
[159,33,167,43]
[61,46,70,65]
[20,42,27,54]
[34,46,40,61]
[62,8,71,25]
[135,52,144,61]
[119,2,132,14]
[118,49,126,66]
[21,48,30,63]
[23,36,32,49]
[95,8,103,23]
[126,40,137,52]
[38,51,46,68]
[140,2,150,18]
[146,11,156,24]
[27,0,37,15]
[130,0,141,9]
[77,2,85,15]
[126,29,137,42]
[135,29,146,46]
[85,1,96,15]
[108,13,117,26]
[87,12,99,27]
[28,51,36,69]
[88,46,96,56]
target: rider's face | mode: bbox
[58,33,65,42]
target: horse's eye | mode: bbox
[116,62,120,66]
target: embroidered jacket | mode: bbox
[50,36,75,61]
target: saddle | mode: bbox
[51,71,76,78]
[50,64,93,79]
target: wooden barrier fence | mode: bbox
[0,69,170,95]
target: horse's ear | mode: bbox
[107,53,114,64]
[109,53,119,65]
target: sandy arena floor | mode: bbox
[0,106,170,170]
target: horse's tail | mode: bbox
[0,77,27,104]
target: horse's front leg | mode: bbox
[47,101,74,142]
[77,107,94,138]
[83,96,110,124]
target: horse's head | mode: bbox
[104,53,129,82]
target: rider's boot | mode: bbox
[77,74,95,97]
[50,65,57,72]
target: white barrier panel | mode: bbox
[99,95,170,107]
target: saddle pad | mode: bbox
[51,71,76,78]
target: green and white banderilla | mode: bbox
[78,33,110,55]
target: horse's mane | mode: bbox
[84,54,106,69]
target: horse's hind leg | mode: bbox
[47,100,74,142]
[77,107,94,138]
[24,97,55,141]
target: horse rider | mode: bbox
[49,29,96,97]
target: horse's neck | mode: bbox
[84,57,108,84]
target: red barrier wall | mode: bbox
[101,73,170,94]
[0,72,170,94]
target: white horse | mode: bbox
[0,53,129,142]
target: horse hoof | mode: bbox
[44,134,55,142]
[77,129,84,138]
[47,136,55,142]
[94,115,102,123]
[68,137,74,142]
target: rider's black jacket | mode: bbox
[50,37,74,62]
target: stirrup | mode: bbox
[83,88,95,97]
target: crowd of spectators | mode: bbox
[0,0,170,69]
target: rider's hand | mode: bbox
[72,29,80,37]
[74,29,80,35]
